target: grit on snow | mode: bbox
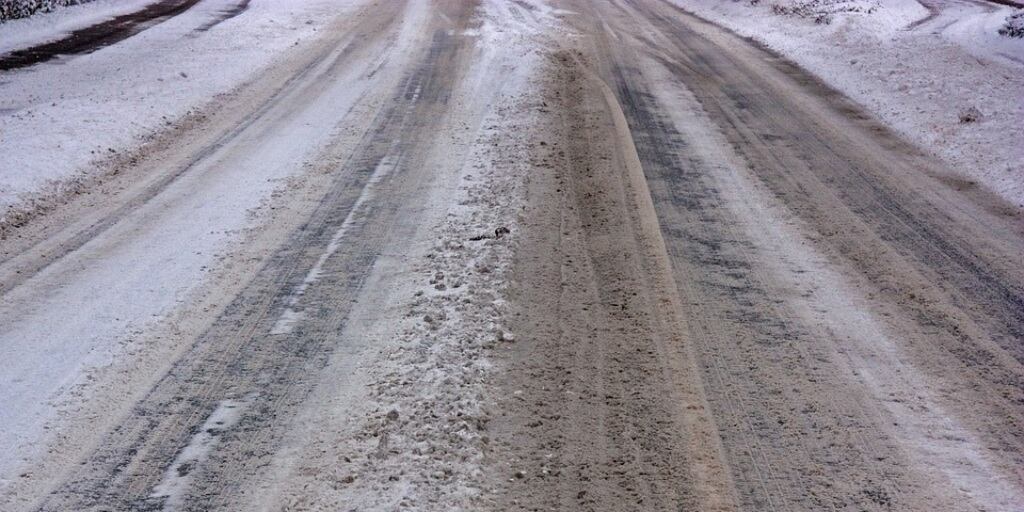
[0,0,374,496]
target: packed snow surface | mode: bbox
[0,0,371,495]
[0,0,337,221]
[0,0,154,52]
[1,0,98,22]
[676,0,1024,206]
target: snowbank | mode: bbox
[1000,11,1024,37]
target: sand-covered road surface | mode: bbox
[1,1,1022,511]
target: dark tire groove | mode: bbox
[0,0,202,72]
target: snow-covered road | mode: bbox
[0,0,343,220]
[676,0,1024,207]
[2,1,1023,510]
[1,0,542,509]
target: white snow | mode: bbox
[932,1,1024,64]
[0,0,159,54]
[241,5,548,507]
[674,0,1024,206]
[0,0,378,495]
[0,0,343,218]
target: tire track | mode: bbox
[605,54,905,512]
[0,3,402,297]
[643,0,1024,368]
[31,3,482,511]
[485,47,736,512]
[626,7,1024,476]
[556,0,1024,509]
[0,0,201,72]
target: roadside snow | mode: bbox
[244,7,548,509]
[0,0,156,53]
[764,0,885,26]
[0,0,337,224]
[0,0,376,501]
[676,0,1024,206]
[924,0,1024,64]
[1003,11,1024,37]
[2,0,94,23]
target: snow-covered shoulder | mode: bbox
[0,0,159,54]
[0,0,361,226]
[673,0,1024,206]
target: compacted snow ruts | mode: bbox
[1,0,1023,511]
[673,0,1024,207]
[535,1,1024,509]
[0,0,346,228]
